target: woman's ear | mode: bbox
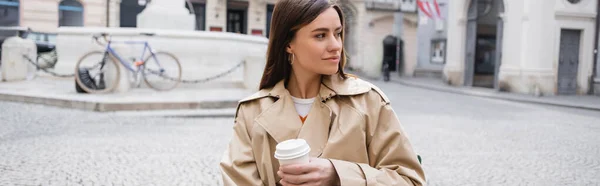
[286,44,293,54]
[286,38,296,54]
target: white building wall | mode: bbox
[352,1,368,74]
[83,0,107,27]
[442,0,468,84]
[445,0,597,95]
[346,1,367,72]
[108,0,121,27]
[247,0,267,36]
[401,13,418,76]
[20,0,60,33]
[498,0,523,85]
[205,0,226,31]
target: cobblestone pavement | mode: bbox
[0,103,232,186]
[373,81,600,186]
[1,80,600,186]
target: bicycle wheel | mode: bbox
[142,52,182,91]
[74,51,120,94]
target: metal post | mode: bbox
[106,0,110,27]
[396,12,403,76]
[591,0,600,95]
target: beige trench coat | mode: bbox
[220,75,426,186]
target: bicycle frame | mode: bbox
[103,40,163,73]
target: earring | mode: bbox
[290,53,295,65]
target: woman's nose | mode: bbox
[328,34,342,52]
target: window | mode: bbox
[0,0,20,26]
[431,39,446,64]
[227,11,245,34]
[266,4,274,38]
[227,1,248,34]
[59,0,84,27]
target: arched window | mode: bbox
[0,0,20,26]
[59,0,84,27]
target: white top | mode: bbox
[291,96,315,117]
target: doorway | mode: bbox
[557,29,581,95]
[464,0,504,88]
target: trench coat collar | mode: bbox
[254,75,371,157]
[259,74,372,102]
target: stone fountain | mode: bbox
[53,0,268,93]
[136,0,195,30]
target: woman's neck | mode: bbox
[288,70,321,99]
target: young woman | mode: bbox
[220,0,425,185]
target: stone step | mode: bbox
[0,75,251,112]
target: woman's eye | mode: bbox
[316,34,325,39]
[337,32,342,37]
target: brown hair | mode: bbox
[259,0,347,90]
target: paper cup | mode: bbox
[274,139,311,166]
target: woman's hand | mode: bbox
[277,157,340,186]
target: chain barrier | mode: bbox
[37,51,58,68]
[23,53,244,84]
[143,60,245,84]
[22,54,74,78]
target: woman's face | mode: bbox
[287,7,343,76]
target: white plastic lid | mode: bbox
[274,139,311,160]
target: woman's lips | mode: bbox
[324,56,340,63]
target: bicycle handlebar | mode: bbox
[92,33,109,46]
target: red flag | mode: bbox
[417,0,433,19]
[418,0,443,19]
[434,0,442,19]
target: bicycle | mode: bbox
[75,33,182,94]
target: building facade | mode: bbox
[115,0,405,78]
[2,0,405,80]
[443,0,599,95]
[414,0,448,78]
[340,0,405,78]
[0,0,108,33]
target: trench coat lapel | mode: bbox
[296,98,335,157]
[254,75,372,158]
[255,81,303,144]
[254,79,337,157]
